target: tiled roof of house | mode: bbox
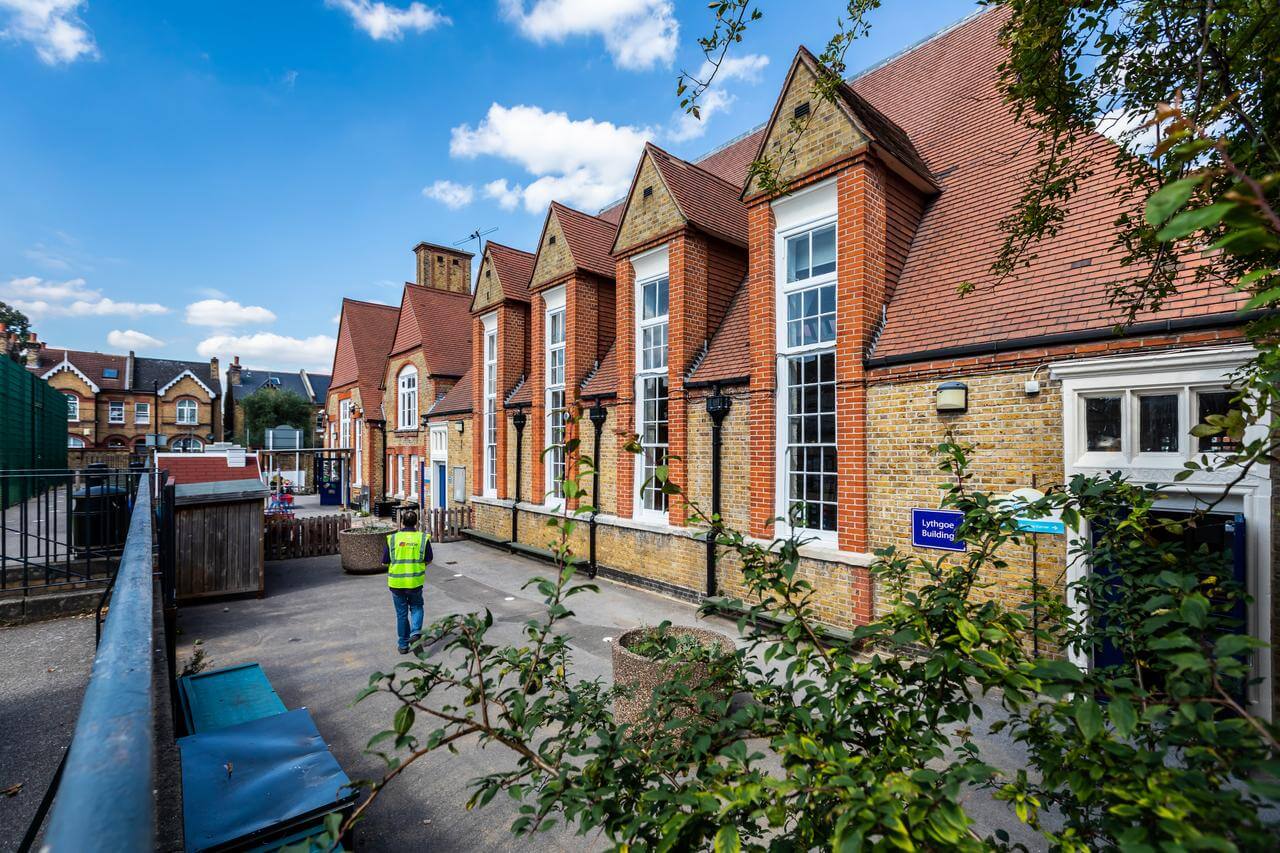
[643,143,750,247]
[329,298,399,416]
[233,369,328,404]
[160,453,263,485]
[487,242,535,303]
[134,357,222,396]
[580,345,619,399]
[551,202,619,280]
[695,127,767,187]
[427,368,473,417]
[304,372,330,401]
[505,376,531,407]
[32,348,129,391]
[390,284,473,377]
[848,8,1242,358]
[687,285,750,385]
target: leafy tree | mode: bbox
[238,388,314,448]
[1,301,31,361]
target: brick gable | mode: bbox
[530,209,576,289]
[613,150,685,256]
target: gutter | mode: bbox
[865,310,1265,369]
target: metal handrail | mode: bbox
[42,473,156,852]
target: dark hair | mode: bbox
[400,510,419,530]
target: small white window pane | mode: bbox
[786,233,809,283]
[810,225,836,276]
[1085,396,1123,452]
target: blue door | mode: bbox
[436,463,447,508]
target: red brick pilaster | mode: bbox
[495,303,529,499]
[746,203,777,539]
[667,232,709,525]
[614,259,637,518]
[471,314,485,495]
[528,292,546,504]
[835,163,885,566]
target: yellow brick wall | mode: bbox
[530,211,575,289]
[614,153,685,255]
[866,370,1067,618]
[447,418,471,509]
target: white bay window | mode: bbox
[397,365,418,430]
[482,313,498,497]
[544,288,567,503]
[632,248,670,520]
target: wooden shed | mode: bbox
[159,450,269,602]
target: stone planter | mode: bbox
[611,625,736,727]
[339,525,396,575]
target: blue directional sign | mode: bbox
[911,508,966,552]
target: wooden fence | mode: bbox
[264,513,352,560]
[424,506,472,542]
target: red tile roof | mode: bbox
[688,285,750,385]
[551,202,618,280]
[486,242,535,303]
[329,298,399,415]
[695,128,767,187]
[389,284,473,377]
[505,376,531,407]
[615,143,749,251]
[427,368,473,417]
[848,9,1243,358]
[580,345,619,398]
[32,348,129,391]
[161,454,263,485]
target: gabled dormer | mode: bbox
[529,202,617,291]
[472,242,534,315]
[744,46,935,201]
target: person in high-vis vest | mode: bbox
[381,509,432,653]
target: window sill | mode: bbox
[394,428,420,434]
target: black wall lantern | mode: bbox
[586,402,609,579]
[936,381,968,414]
[704,387,733,598]
[509,408,528,548]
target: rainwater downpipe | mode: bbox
[509,408,527,549]
[586,402,608,579]
[704,387,733,598]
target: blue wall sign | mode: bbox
[911,508,966,552]
[1014,517,1067,535]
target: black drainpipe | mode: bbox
[509,408,527,549]
[704,386,732,598]
[586,402,609,579]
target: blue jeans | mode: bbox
[390,587,424,650]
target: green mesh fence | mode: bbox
[1,354,68,508]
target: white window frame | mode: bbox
[1051,345,1273,719]
[773,179,838,543]
[631,246,671,522]
[108,400,125,424]
[134,402,150,425]
[396,454,406,498]
[397,364,419,431]
[65,394,79,423]
[176,399,198,425]
[482,312,499,498]
[409,454,419,499]
[67,435,86,448]
[171,436,202,452]
[339,399,352,448]
[353,417,363,486]
[543,286,567,506]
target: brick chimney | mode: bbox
[413,242,473,294]
[23,331,41,368]
[209,356,220,386]
[228,356,242,386]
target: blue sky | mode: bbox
[1,0,978,373]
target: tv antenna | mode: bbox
[455,227,497,257]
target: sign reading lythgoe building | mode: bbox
[911,508,967,552]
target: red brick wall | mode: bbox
[614,258,637,519]
[667,233,706,524]
[529,291,546,503]
[497,303,529,497]
[471,315,485,492]
[746,203,777,538]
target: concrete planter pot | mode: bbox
[611,625,736,728]
[339,525,395,575]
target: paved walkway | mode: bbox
[177,540,1048,851]
[0,615,96,852]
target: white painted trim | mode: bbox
[157,368,217,398]
[41,357,100,393]
[630,244,670,283]
[771,177,837,232]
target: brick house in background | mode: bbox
[424,368,473,511]
[462,9,1273,717]
[381,243,473,506]
[223,359,330,445]
[326,297,399,505]
[26,334,224,451]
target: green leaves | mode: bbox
[1144,176,1200,226]
[1074,698,1104,742]
[1155,202,1235,241]
[713,824,741,853]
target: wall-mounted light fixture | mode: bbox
[453,419,465,433]
[420,413,430,430]
[936,381,968,413]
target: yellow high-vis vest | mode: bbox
[386,531,429,589]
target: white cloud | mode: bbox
[107,329,164,350]
[452,103,650,212]
[422,179,475,209]
[668,53,769,142]
[0,0,97,65]
[2,275,168,318]
[325,0,449,41]
[197,333,336,374]
[500,0,676,71]
[184,299,277,327]
[483,179,521,211]
[194,286,227,299]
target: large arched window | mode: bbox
[398,365,418,430]
[171,436,203,452]
[176,399,198,425]
[64,393,79,422]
